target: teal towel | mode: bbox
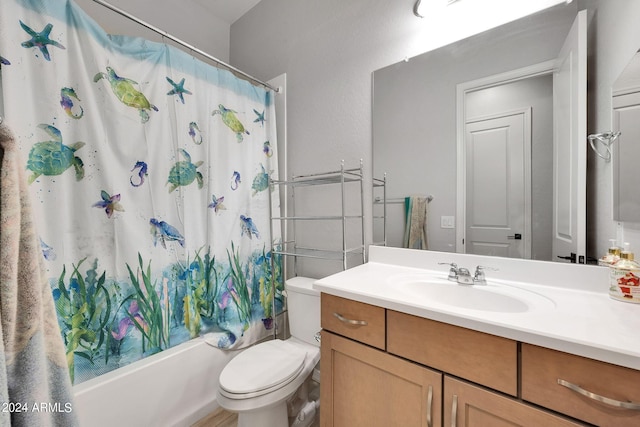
[403,196,429,250]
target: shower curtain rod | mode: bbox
[91,0,279,93]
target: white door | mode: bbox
[552,10,587,263]
[613,90,640,221]
[465,111,531,258]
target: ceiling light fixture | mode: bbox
[414,0,460,18]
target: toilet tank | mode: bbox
[285,276,321,346]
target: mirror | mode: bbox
[372,3,580,261]
[612,50,640,222]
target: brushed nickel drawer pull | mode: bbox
[427,385,433,427]
[557,379,640,410]
[333,312,368,326]
[451,394,458,427]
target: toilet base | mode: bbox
[237,402,288,427]
[217,338,321,427]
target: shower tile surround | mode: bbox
[314,245,639,371]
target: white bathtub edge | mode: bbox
[73,338,238,427]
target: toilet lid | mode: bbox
[219,340,307,395]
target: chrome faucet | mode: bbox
[456,268,474,285]
[439,263,496,285]
[473,266,487,285]
[438,262,473,285]
[472,265,497,285]
[438,262,459,281]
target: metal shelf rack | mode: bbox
[269,160,367,273]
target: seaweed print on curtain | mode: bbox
[0,0,282,384]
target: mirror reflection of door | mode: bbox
[462,74,553,261]
[458,10,585,262]
[465,111,530,258]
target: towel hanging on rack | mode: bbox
[403,196,429,250]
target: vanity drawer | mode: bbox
[522,344,640,427]
[387,310,518,396]
[321,293,386,350]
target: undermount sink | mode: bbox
[389,274,556,313]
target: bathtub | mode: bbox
[73,337,238,426]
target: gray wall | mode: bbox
[75,0,230,63]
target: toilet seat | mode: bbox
[219,340,307,399]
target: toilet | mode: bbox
[216,276,321,427]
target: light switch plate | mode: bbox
[441,216,455,228]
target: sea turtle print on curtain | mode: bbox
[0,0,282,385]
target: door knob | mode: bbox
[557,252,577,263]
[507,233,522,240]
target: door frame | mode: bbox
[465,108,532,259]
[455,60,555,255]
[551,9,587,263]
[612,88,640,222]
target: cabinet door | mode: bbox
[321,331,441,427]
[444,376,586,427]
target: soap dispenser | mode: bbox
[598,239,621,266]
[609,242,640,303]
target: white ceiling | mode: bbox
[191,0,263,24]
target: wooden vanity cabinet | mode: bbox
[319,294,610,426]
[321,331,442,427]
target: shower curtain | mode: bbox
[0,0,281,385]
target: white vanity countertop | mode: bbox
[313,246,640,370]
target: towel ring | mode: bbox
[588,131,620,162]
